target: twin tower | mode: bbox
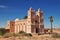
[27,7,44,33]
[7,7,44,34]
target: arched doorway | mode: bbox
[36,28,39,33]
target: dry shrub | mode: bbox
[3,33,13,38]
[19,31,32,37]
[52,33,60,38]
[25,33,32,37]
[12,33,18,37]
[19,31,26,34]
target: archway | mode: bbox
[36,28,39,33]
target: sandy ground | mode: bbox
[0,29,60,40]
[0,34,60,40]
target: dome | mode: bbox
[15,18,20,21]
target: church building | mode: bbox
[6,7,44,33]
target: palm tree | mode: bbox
[49,16,53,34]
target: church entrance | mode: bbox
[36,28,39,33]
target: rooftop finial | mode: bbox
[29,7,33,10]
[38,8,41,12]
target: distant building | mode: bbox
[6,7,44,33]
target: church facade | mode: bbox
[7,7,44,33]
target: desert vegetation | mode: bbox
[0,30,32,38]
[0,29,60,40]
[0,28,6,36]
[52,33,60,38]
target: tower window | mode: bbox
[37,15,38,16]
[24,23,25,25]
[12,24,14,26]
[35,20,38,23]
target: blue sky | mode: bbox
[0,0,60,28]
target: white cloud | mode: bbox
[0,5,7,8]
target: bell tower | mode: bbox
[36,8,44,33]
[27,7,34,33]
[28,7,34,18]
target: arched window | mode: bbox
[37,15,38,17]
[12,24,14,26]
[35,20,38,24]
[24,23,25,25]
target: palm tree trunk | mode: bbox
[51,22,53,34]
